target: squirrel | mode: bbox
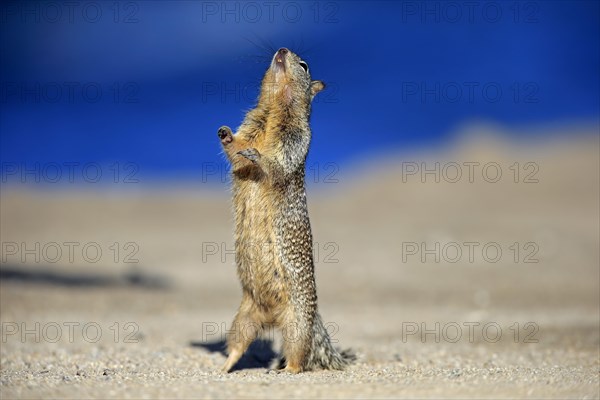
[217,48,353,373]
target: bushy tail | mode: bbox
[306,313,355,370]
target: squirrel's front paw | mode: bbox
[237,148,261,163]
[218,126,233,145]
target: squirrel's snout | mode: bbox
[273,48,288,76]
[275,48,288,64]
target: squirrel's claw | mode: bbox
[237,148,261,163]
[218,126,233,145]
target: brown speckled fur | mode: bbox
[217,48,353,373]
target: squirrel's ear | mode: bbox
[310,80,325,98]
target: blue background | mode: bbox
[1,1,598,182]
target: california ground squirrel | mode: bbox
[217,48,353,373]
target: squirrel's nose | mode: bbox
[274,48,288,65]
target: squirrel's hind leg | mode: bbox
[278,311,312,374]
[222,295,264,373]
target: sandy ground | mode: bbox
[1,128,599,399]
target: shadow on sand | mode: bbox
[190,339,280,371]
[0,266,169,289]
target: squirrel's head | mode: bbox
[260,48,325,107]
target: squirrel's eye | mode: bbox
[299,61,309,73]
